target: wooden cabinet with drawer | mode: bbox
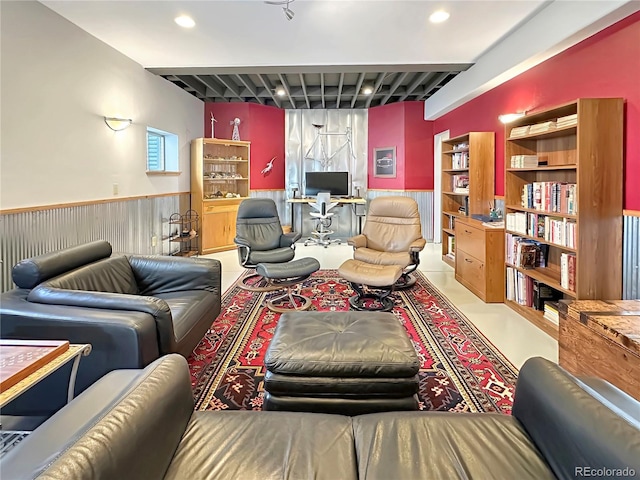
[559,300,640,400]
[201,202,239,253]
[454,217,504,303]
[191,138,250,254]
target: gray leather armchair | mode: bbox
[0,240,221,417]
[234,198,301,291]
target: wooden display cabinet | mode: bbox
[191,138,250,254]
[503,98,623,339]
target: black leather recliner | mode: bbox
[234,198,301,291]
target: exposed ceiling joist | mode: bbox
[278,73,296,109]
[299,73,311,109]
[351,72,366,109]
[336,73,344,109]
[235,74,264,105]
[380,72,409,106]
[257,74,281,108]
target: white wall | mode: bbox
[0,1,203,210]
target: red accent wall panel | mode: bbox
[368,103,406,190]
[246,105,285,190]
[404,101,434,190]
[433,11,640,209]
[205,103,285,190]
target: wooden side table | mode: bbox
[558,300,640,400]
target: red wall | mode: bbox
[368,102,433,190]
[205,103,285,190]
[368,103,406,189]
[433,11,640,210]
[404,102,434,190]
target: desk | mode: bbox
[287,197,366,235]
[0,340,92,408]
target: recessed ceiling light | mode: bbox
[175,15,195,28]
[276,86,286,96]
[429,10,450,23]
[362,86,374,95]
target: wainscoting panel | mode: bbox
[366,191,434,242]
[623,214,640,300]
[250,190,288,225]
[0,194,189,292]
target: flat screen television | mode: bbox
[304,171,349,197]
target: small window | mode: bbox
[147,127,179,173]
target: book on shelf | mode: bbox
[529,120,556,134]
[506,212,577,248]
[556,113,577,128]
[510,155,539,168]
[560,253,576,292]
[509,125,530,138]
[506,267,535,307]
[451,151,469,169]
[524,182,577,214]
[532,281,562,311]
[452,175,470,193]
[543,301,560,325]
[447,236,456,256]
[506,234,548,269]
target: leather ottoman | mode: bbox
[263,311,420,415]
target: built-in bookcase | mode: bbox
[441,132,495,267]
[503,98,624,339]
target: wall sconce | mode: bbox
[104,117,132,131]
[498,112,526,124]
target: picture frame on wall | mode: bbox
[373,147,396,178]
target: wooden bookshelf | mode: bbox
[441,132,501,301]
[503,98,623,338]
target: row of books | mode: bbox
[451,152,469,169]
[556,113,578,128]
[506,268,563,310]
[510,155,539,168]
[520,182,577,214]
[506,212,577,248]
[544,301,560,325]
[508,113,578,138]
[452,175,469,194]
[560,252,576,292]
[506,234,548,269]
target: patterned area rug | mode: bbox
[188,270,518,414]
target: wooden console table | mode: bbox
[558,300,640,400]
[0,340,92,408]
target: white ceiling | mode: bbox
[40,0,639,115]
[41,0,547,68]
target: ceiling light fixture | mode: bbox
[275,85,286,96]
[429,10,450,23]
[104,117,132,131]
[175,15,195,28]
[265,0,295,21]
[498,112,526,124]
[362,85,374,95]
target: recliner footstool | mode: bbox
[263,311,420,415]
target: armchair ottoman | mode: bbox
[263,311,420,415]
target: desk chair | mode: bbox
[304,192,341,248]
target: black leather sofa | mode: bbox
[3,354,638,480]
[0,241,221,416]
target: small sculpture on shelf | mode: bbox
[230,117,241,141]
[210,113,217,139]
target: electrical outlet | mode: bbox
[151,235,157,247]
[112,183,119,195]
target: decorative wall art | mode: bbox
[373,147,396,178]
[261,156,276,175]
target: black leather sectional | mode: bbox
[3,354,639,480]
